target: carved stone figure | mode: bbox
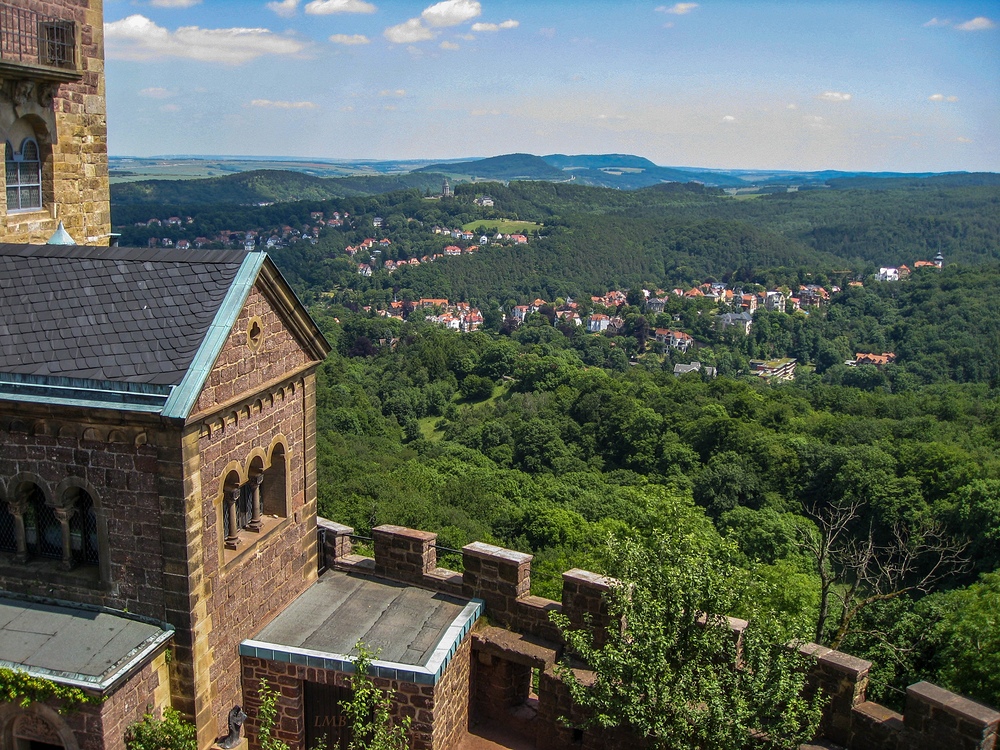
[217,705,247,749]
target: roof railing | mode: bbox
[0,2,76,72]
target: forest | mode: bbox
[111,176,1000,711]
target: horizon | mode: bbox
[105,0,999,173]
[105,153,994,176]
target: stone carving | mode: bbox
[218,705,247,749]
[0,78,58,109]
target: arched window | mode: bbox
[69,491,99,566]
[5,138,42,212]
[24,487,61,560]
[0,500,16,554]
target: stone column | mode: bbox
[8,498,28,563]
[247,475,263,532]
[54,506,76,570]
[225,488,241,549]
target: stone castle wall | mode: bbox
[0,0,110,244]
[321,521,1000,750]
[0,412,168,619]
[173,282,321,748]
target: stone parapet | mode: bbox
[316,518,1000,750]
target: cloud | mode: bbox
[384,18,435,43]
[159,103,182,112]
[422,0,481,27]
[304,0,376,14]
[329,33,370,44]
[267,0,298,17]
[923,17,950,27]
[470,108,501,116]
[105,15,306,64]
[803,115,830,130]
[928,93,959,102]
[139,86,174,98]
[150,0,200,7]
[956,16,995,30]
[720,114,736,122]
[249,99,317,109]
[440,40,460,49]
[656,3,698,14]
[471,19,519,32]
[787,103,797,110]
[817,91,852,102]
[378,89,406,97]
[956,136,973,143]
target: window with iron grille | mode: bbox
[5,138,42,212]
[70,493,99,566]
[224,481,256,538]
[0,501,16,553]
[25,488,61,560]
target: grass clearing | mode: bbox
[462,219,543,234]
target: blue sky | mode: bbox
[104,0,1000,172]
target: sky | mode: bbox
[104,0,1000,172]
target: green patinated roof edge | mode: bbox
[161,251,267,421]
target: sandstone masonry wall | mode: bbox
[321,520,1000,750]
[0,0,110,244]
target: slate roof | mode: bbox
[0,244,248,386]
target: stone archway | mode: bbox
[0,702,80,750]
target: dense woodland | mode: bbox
[112,175,1000,711]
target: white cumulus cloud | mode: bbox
[139,86,174,98]
[928,93,959,102]
[956,137,973,143]
[378,89,406,97]
[818,91,852,102]
[440,40,460,49]
[471,19,519,31]
[330,33,370,44]
[384,17,435,43]
[923,17,950,27]
[267,0,298,18]
[656,3,698,14]
[422,0,481,27]
[105,15,306,64]
[250,99,317,109]
[956,16,995,30]
[720,114,736,122]
[305,0,376,14]
[150,0,201,7]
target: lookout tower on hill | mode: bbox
[442,178,452,197]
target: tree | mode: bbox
[797,499,970,648]
[341,642,411,750]
[124,708,197,750]
[553,530,823,750]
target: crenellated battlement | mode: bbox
[318,518,1000,750]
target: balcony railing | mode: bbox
[0,2,76,74]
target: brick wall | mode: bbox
[241,637,472,750]
[193,286,312,417]
[175,282,320,747]
[320,520,1000,750]
[0,646,171,750]
[0,0,110,245]
[0,414,167,619]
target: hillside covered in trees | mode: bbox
[112,175,1000,710]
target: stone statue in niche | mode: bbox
[217,706,247,749]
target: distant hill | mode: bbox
[543,153,659,170]
[826,172,1000,190]
[415,153,567,181]
[111,169,449,205]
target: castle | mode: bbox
[0,3,997,750]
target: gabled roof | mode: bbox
[0,245,330,419]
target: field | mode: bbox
[461,219,543,234]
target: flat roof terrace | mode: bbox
[241,570,482,685]
[0,594,173,692]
